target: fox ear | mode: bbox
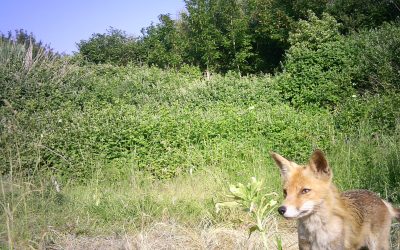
[270,152,292,181]
[309,149,331,181]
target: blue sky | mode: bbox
[0,0,186,54]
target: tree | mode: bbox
[244,0,293,72]
[77,27,142,65]
[327,0,400,32]
[182,0,222,72]
[77,0,400,73]
[213,0,255,73]
[141,14,186,68]
[276,12,356,107]
[182,0,259,73]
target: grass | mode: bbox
[0,168,296,249]
[329,125,400,202]
[0,161,228,248]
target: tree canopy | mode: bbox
[76,0,400,74]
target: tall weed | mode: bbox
[329,126,400,203]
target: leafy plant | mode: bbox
[216,177,280,249]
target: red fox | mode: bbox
[271,149,400,250]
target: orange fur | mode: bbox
[271,150,399,250]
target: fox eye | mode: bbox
[301,188,311,194]
[283,189,287,198]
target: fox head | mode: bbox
[271,150,333,219]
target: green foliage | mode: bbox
[72,0,400,74]
[1,39,334,181]
[290,0,329,18]
[276,12,356,107]
[212,0,255,73]
[216,177,277,219]
[15,84,332,180]
[2,25,399,184]
[327,0,399,32]
[141,14,185,68]
[182,0,223,72]
[334,93,400,133]
[288,11,341,49]
[77,27,142,65]
[0,39,70,112]
[241,0,292,71]
[276,17,400,109]
[349,22,400,92]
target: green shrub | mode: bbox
[77,27,143,65]
[350,22,400,92]
[276,15,400,110]
[0,39,90,177]
[276,12,356,108]
[33,101,332,181]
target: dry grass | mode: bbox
[55,221,298,250]
[8,220,400,249]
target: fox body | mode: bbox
[271,150,400,250]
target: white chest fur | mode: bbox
[298,212,344,250]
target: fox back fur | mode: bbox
[271,150,400,250]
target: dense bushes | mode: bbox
[1,19,400,190]
[77,28,143,66]
[350,23,400,92]
[45,102,333,180]
[0,43,333,180]
[275,13,400,109]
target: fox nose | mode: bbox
[278,206,286,215]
